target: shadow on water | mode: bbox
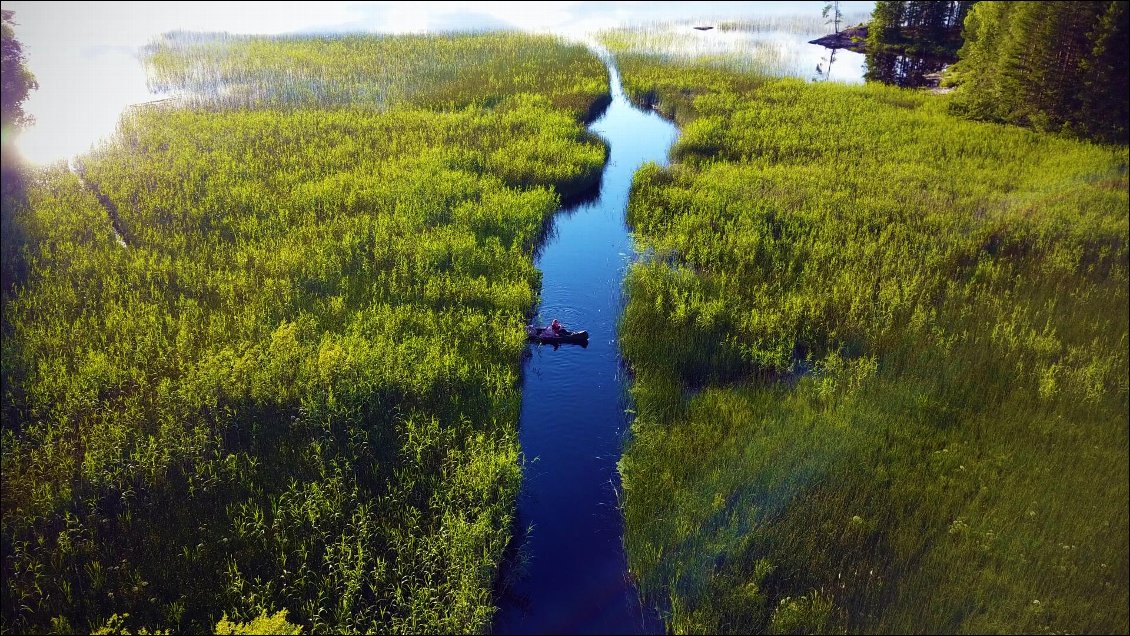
[531,169,606,262]
[813,46,839,82]
[809,42,951,88]
[864,48,953,88]
[491,55,678,635]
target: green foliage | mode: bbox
[90,610,299,635]
[215,609,302,635]
[1,9,38,297]
[1,33,606,634]
[768,591,837,635]
[867,1,975,54]
[600,52,768,125]
[947,1,1130,144]
[613,56,1129,634]
[91,613,170,635]
[597,26,817,87]
[1,9,38,133]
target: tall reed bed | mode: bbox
[596,11,869,82]
[715,11,871,34]
[145,31,609,120]
[610,54,1128,634]
[598,26,805,79]
[1,33,607,634]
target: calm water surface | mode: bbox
[491,58,678,634]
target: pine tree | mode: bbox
[823,1,844,34]
[946,1,1015,120]
[948,1,1129,143]
[869,1,907,48]
[1079,1,1130,142]
[868,1,979,53]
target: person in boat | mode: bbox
[545,319,571,337]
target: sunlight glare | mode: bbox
[5,1,873,164]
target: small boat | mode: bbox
[526,325,589,345]
[693,25,714,31]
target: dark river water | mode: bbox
[492,57,679,634]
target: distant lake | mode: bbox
[6,0,874,165]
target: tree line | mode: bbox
[947,0,1129,144]
[868,1,977,54]
[866,2,1129,144]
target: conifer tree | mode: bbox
[948,1,1129,143]
[1080,0,1130,141]
[868,1,976,51]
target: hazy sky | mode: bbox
[3,1,874,164]
[7,2,875,42]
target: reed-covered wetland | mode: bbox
[2,32,608,633]
[2,3,1128,634]
[604,35,1129,636]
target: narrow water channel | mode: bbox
[492,57,678,634]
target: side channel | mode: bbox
[493,57,679,634]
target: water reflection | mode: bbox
[813,46,837,81]
[600,11,870,83]
[863,48,953,88]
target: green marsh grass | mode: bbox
[715,12,871,34]
[145,31,610,121]
[609,53,1129,634]
[598,27,804,80]
[1,33,607,634]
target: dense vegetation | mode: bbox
[144,31,610,121]
[867,1,976,55]
[947,1,1129,144]
[0,9,37,134]
[862,1,975,88]
[2,8,37,295]
[605,49,1128,633]
[1,32,608,634]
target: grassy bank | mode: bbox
[607,52,1129,633]
[1,32,606,634]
